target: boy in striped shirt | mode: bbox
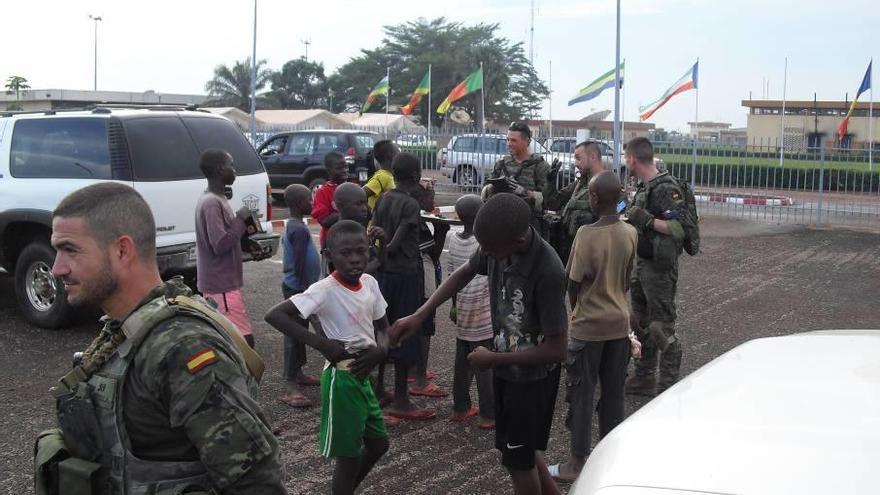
[446,195,495,429]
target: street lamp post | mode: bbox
[88,14,102,91]
[249,0,257,145]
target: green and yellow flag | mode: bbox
[361,75,389,113]
[401,70,430,115]
[437,67,483,114]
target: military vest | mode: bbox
[51,289,262,495]
[632,172,684,264]
[560,179,595,238]
[492,154,547,194]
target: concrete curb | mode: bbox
[695,193,794,207]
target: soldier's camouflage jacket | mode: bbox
[488,154,551,213]
[48,280,286,495]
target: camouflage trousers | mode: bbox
[630,257,681,390]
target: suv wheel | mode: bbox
[14,241,73,329]
[308,178,327,200]
[456,165,478,188]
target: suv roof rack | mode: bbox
[90,103,203,112]
[0,104,205,118]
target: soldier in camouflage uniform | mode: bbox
[483,122,551,226]
[34,183,285,495]
[622,138,691,396]
[543,141,608,262]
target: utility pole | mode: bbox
[88,14,102,91]
[302,38,311,61]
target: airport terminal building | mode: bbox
[743,99,879,151]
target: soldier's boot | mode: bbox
[648,321,675,354]
[624,374,656,396]
[657,323,682,394]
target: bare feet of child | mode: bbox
[280,390,312,408]
[296,374,320,386]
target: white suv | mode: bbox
[0,106,279,328]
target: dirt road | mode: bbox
[1,217,877,494]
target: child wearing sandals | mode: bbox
[265,220,391,495]
[446,195,495,429]
[279,184,323,407]
[409,179,451,399]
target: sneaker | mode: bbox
[625,375,656,396]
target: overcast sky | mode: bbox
[1,0,876,131]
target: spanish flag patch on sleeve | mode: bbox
[187,349,218,373]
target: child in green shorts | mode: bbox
[265,220,390,495]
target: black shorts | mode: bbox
[376,270,423,365]
[494,365,561,470]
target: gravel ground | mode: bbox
[1,216,878,494]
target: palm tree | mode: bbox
[4,75,30,111]
[204,58,273,111]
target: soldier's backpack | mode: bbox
[676,179,700,255]
[647,174,700,256]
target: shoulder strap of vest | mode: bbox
[644,172,678,203]
[169,296,265,383]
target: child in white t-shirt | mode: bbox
[265,220,390,494]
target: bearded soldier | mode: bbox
[34,183,285,495]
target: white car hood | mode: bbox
[573,330,880,495]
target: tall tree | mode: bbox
[204,58,273,111]
[269,59,329,109]
[4,75,30,111]
[327,18,548,127]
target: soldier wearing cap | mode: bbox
[34,183,285,495]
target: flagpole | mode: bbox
[385,66,390,137]
[480,62,485,132]
[779,56,787,167]
[612,0,622,174]
[621,58,626,147]
[548,60,553,145]
[427,64,432,146]
[870,59,874,171]
[691,59,699,189]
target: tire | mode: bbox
[456,165,478,188]
[308,178,327,200]
[14,241,73,329]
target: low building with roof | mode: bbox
[255,109,351,129]
[742,99,879,150]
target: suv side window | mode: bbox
[314,134,342,154]
[126,116,200,181]
[355,134,376,151]
[551,140,571,153]
[452,137,475,153]
[288,134,315,155]
[10,117,112,179]
[183,116,264,175]
[260,135,289,156]
[475,137,502,154]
